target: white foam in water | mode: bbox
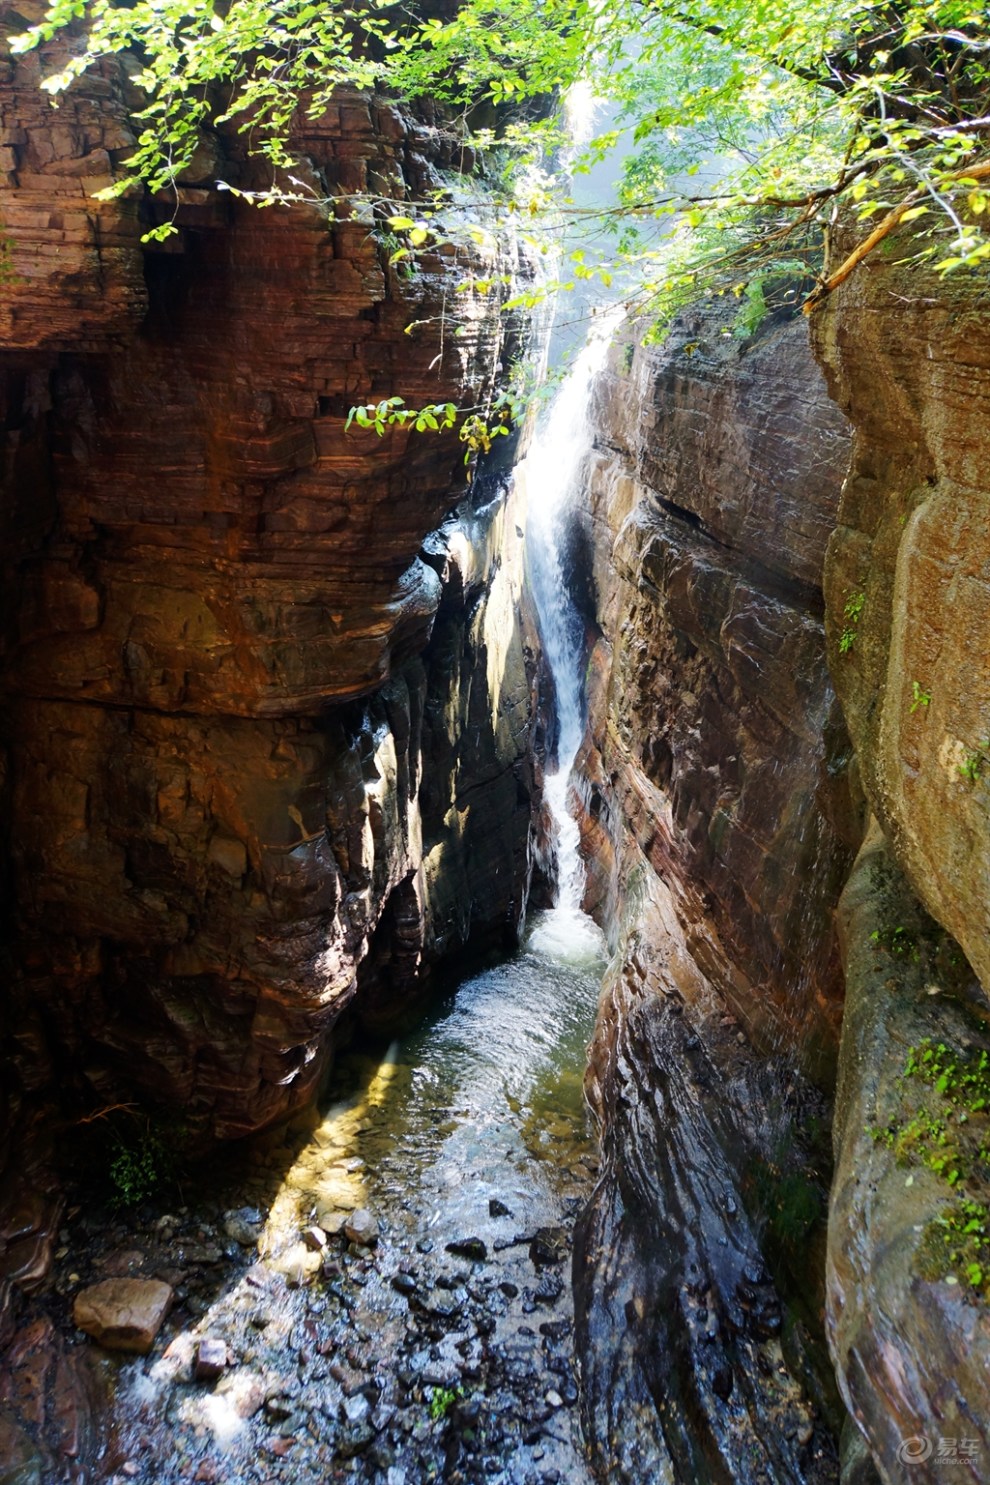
[525,313,623,961]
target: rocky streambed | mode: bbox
[3,909,604,1485]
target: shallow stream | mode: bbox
[53,900,605,1485]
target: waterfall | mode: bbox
[524,314,620,954]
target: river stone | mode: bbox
[224,1208,264,1246]
[73,1277,173,1353]
[529,1228,567,1267]
[216,1370,265,1418]
[316,1209,349,1236]
[272,1242,321,1286]
[445,1237,487,1261]
[344,1209,379,1247]
[194,1337,227,1381]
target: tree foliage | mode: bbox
[11,0,990,314]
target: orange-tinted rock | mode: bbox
[810,226,990,1480]
[73,1278,173,1353]
[812,224,990,999]
[828,824,990,1483]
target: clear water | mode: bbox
[90,909,604,1484]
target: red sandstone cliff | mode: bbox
[0,17,536,1329]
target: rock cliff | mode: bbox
[0,15,535,1308]
[570,305,855,1480]
[811,232,990,1482]
[569,238,990,1482]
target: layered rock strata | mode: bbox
[811,232,990,1481]
[571,306,855,1480]
[0,25,533,1174]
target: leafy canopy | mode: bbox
[11,0,990,314]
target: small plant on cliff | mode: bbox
[838,591,865,654]
[910,681,933,714]
[958,737,990,783]
[871,1038,990,1298]
[107,1118,176,1208]
[870,923,919,961]
[960,751,982,783]
[429,1385,463,1422]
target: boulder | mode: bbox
[73,1278,173,1353]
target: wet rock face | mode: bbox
[580,309,855,1065]
[571,307,854,1477]
[812,232,990,996]
[577,956,837,1485]
[0,36,533,1142]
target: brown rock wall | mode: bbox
[812,231,990,998]
[0,27,535,1153]
[810,229,990,1478]
[827,823,990,1485]
[580,308,854,1063]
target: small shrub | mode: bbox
[838,591,864,654]
[871,1039,990,1298]
[107,1120,175,1208]
[429,1386,463,1422]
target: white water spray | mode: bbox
[524,314,621,958]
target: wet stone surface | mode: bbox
[29,913,605,1485]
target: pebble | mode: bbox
[342,1393,370,1424]
[343,1209,379,1247]
[223,1208,264,1246]
[316,1210,349,1236]
[194,1336,228,1381]
[446,1237,487,1261]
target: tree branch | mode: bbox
[803,157,990,312]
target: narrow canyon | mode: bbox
[1,9,988,1485]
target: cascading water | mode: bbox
[523,316,621,953]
